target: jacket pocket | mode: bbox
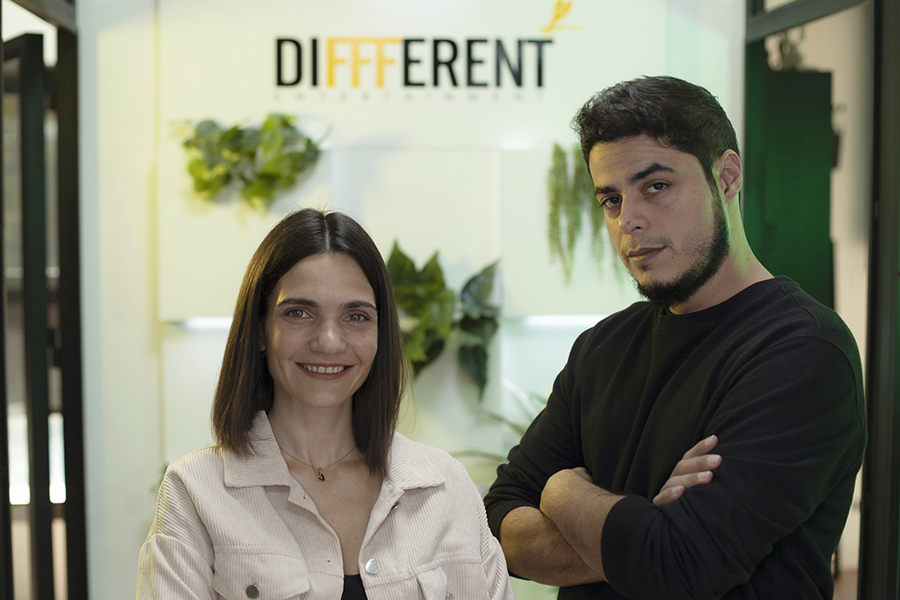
[212,551,311,599]
[416,567,448,600]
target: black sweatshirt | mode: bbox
[484,277,866,600]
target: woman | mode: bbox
[137,208,515,599]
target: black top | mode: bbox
[342,574,367,600]
[484,277,867,599]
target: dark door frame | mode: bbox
[747,1,900,598]
[0,0,84,598]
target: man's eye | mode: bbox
[599,196,621,209]
[648,182,667,193]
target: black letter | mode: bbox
[276,38,301,86]
[496,39,523,87]
[526,39,553,87]
[311,38,318,87]
[467,39,488,87]
[433,39,459,86]
[404,39,425,87]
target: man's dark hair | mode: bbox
[573,75,739,191]
[212,208,407,476]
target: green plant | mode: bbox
[182,113,320,205]
[547,143,619,282]
[387,242,499,398]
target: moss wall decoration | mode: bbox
[182,113,321,205]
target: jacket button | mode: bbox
[245,584,259,598]
[365,558,380,574]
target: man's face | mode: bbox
[588,135,730,311]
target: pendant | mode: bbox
[317,468,325,482]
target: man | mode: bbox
[483,76,867,599]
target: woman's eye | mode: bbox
[287,308,309,319]
[347,313,369,323]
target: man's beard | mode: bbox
[635,190,731,309]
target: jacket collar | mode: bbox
[223,411,446,491]
[384,432,446,490]
[223,411,295,489]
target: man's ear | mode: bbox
[716,150,743,203]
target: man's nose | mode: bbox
[617,198,645,233]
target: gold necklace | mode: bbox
[277,443,356,482]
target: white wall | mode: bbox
[76,1,746,598]
[78,0,161,597]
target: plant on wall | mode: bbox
[387,242,499,398]
[547,142,620,282]
[182,113,321,205]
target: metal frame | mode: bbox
[3,33,55,600]
[56,25,88,598]
[0,10,14,600]
[11,0,74,35]
[746,0,868,42]
[0,6,85,597]
[747,0,900,597]
[858,0,900,596]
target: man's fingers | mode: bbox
[682,434,718,460]
[653,471,716,506]
[653,484,684,506]
[670,453,722,477]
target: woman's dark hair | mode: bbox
[212,208,407,475]
[573,75,739,191]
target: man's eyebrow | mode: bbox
[593,162,678,196]
[629,162,677,185]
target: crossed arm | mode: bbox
[499,435,721,587]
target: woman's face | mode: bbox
[262,253,378,413]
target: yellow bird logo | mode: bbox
[542,1,580,34]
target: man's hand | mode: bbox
[653,435,722,506]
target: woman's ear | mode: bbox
[258,322,267,356]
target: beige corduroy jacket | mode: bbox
[137,411,514,600]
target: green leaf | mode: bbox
[261,153,293,176]
[460,260,499,317]
[420,252,446,290]
[458,315,498,346]
[458,345,488,396]
[387,243,418,284]
[194,119,223,139]
[188,157,211,179]
[420,289,455,336]
[260,129,284,156]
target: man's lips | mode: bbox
[625,247,664,261]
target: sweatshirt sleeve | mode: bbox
[602,336,866,600]
[483,329,591,540]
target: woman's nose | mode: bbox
[312,320,345,353]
